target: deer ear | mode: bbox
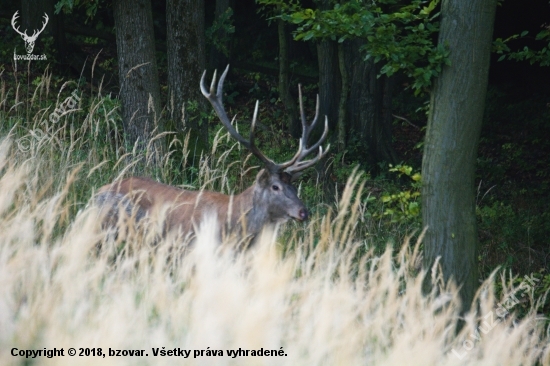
[255,169,271,187]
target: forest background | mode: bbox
[1,0,550,322]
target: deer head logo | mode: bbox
[11,11,49,54]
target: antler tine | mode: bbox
[279,87,330,175]
[304,114,329,154]
[248,99,275,165]
[200,65,329,175]
[300,87,320,135]
[249,100,258,144]
[201,65,248,147]
[299,94,325,154]
[284,124,330,175]
[286,144,330,174]
[216,65,228,97]
[201,65,279,171]
[270,85,318,172]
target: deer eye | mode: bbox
[272,184,280,191]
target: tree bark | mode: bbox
[345,40,397,169]
[316,37,340,198]
[316,39,340,134]
[336,42,349,152]
[422,0,497,312]
[372,73,398,165]
[167,0,207,159]
[278,11,300,138]
[113,0,162,154]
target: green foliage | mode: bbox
[377,164,421,223]
[332,150,361,183]
[2,63,547,322]
[480,86,550,193]
[258,0,449,94]
[494,27,550,66]
[475,83,550,305]
[491,270,550,322]
[206,7,236,57]
[477,199,550,273]
[94,93,122,137]
[55,0,99,19]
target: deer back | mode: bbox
[96,169,309,241]
[97,177,250,237]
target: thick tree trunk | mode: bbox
[316,0,341,131]
[167,0,207,159]
[113,0,162,154]
[316,38,340,198]
[422,0,497,312]
[345,40,397,170]
[316,39,340,133]
[313,0,341,197]
[278,13,300,138]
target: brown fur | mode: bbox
[96,170,307,243]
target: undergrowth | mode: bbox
[0,64,549,365]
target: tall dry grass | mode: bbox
[0,132,548,366]
[0,66,548,365]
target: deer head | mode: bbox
[11,11,49,54]
[200,65,329,227]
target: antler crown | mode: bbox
[200,65,329,177]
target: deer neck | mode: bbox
[230,185,273,237]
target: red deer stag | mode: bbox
[96,65,329,245]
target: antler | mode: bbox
[11,11,26,37]
[283,85,330,176]
[200,65,329,175]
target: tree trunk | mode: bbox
[336,42,349,153]
[277,11,300,138]
[113,0,162,154]
[313,0,341,197]
[167,0,207,161]
[373,73,398,165]
[316,38,340,198]
[422,0,497,312]
[345,40,397,170]
[316,39,340,133]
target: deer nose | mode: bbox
[299,208,308,221]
